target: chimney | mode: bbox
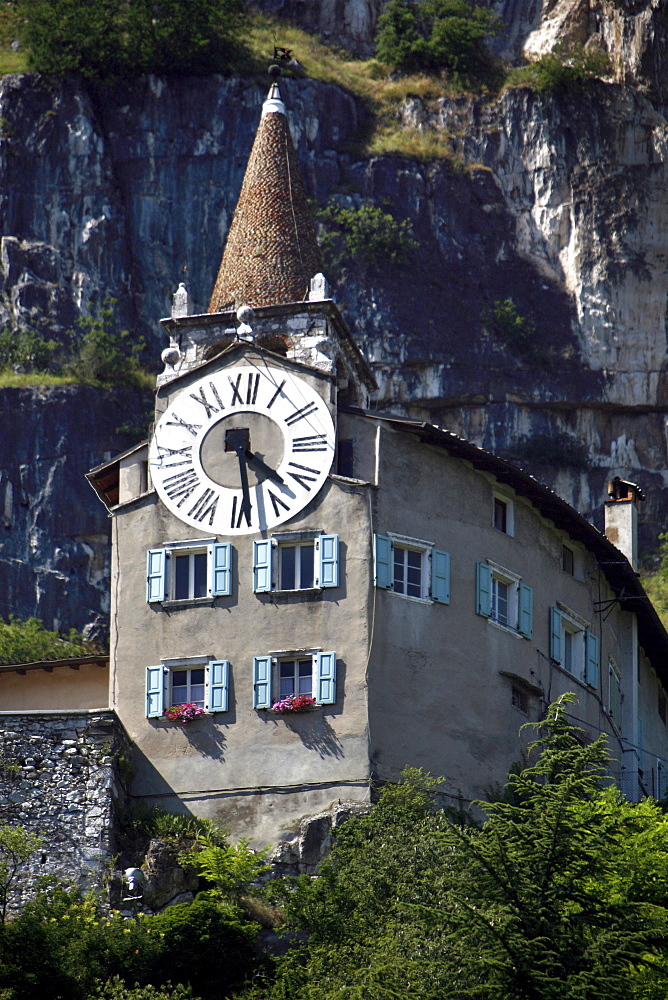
[604,477,645,571]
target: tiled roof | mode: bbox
[209,85,323,311]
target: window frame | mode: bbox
[492,492,514,536]
[477,560,533,638]
[550,605,598,687]
[146,539,232,604]
[253,650,337,709]
[253,533,339,594]
[146,655,229,717]
[374,533,450,605]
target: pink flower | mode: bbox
[270,694,316,713]
[164,703,205,722]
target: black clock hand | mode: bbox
[244,449,285,486]
[233,442,253,526]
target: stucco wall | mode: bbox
[0,663,109,711]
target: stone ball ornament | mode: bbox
[161,346,182,368]
[149,364,336,535]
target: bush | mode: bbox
[510,43,612,93]
[90,981,192,1000]
[66,299,147,387]
[18,0,246,81]
[180,839,271,900]
[317,201,417,270]
[0,616,103,665]
[375,0,500,86]
[483,297,536,353]
[0,327,59,373]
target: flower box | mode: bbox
[270,695,317,714]
[164,703,205,722]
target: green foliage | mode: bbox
[180,839,271,900]
[484,296,536,353]
[509,43,612,93]
[89,980,192,1000]
[0,616,102,666]
[375,0,501,87]
[115,801,228,862]
[18,0,246,81]
[0,826,42,924]
[639,532,668,631]
[66,299,147,387]
[317,201,417,270]
[0,327,59,372]
[267,696,668,1000]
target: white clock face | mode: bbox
[149,365,336,535]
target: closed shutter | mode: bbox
[550,607,562,662]
[374,534,392,589]
[146,548,166,603]
[315,651,337,705]
[318,534,339,588]
[210,543,232,597]
[253,656,272,709]
[146,665,164,718]
[208,659,229,712]
[585,631,599,687]
[253,540,272,593]
[518,583,533,638]
[476,562,491,617]
[431,549,450,605]
[609,667,622,728]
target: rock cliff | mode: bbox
[2,0,668,624]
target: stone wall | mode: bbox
[0,710,128,914]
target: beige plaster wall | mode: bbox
[0,664,109,711]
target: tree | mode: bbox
[268,696,668,1000]
[375,0,500,86]
[0,826,42,924]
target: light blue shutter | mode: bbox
[146,548,166,603]
[210,543,232,597]
[585,631,599,687]
[208,659,229,712]
[315,651,337,705]
[253,540,272,593]
[476,562,491,617]
[518,583,533,638]
[318,534,339,588]
[374,534,392,589]
[253,656,272,709]
[146,665,164,718]
[431,548,450,604]
[550,607,562,662]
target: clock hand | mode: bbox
[233,442,253,526]
[244,449,285,486]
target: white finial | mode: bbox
[172,282,192,318]
[161,346,182,368]
[236,304,255,341]
[262,82,286,117]
[309,273,329,301]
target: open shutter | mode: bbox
[374,534,392,590]
[585,631,599,687]
[210,543,232,597]
[253,656,272,709]
[208,659,229,712]
[146,665,164,718]
[253,540,272,593]
[476,562,491,617]
[146,548,166,603]
[315,651,337,705]
[318,534,339,588]
[431,549,450,604]
[550,607,562,662]
[518,583,533,638]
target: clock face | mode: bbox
[149,365,336,535]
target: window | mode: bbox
[511,684,528,714]
[253,534,339,593]
[253,650,337,708]
[146,657,229,717]
[493,493,514,535]
[146,541,232,603]
[550,606,598,687]
[608,660,622,729]
[562,545,574,575]
[374,534,450,604]
[337,439,354,478]
[476,562,532,637]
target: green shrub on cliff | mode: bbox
[317,201,417,270]
[0,616,102,665]
[18,0,246,80]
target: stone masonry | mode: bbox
[0,711,128,914]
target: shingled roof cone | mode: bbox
[208,81,323,312]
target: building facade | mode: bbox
[85,80,668,845]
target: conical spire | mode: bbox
[208,81,323,312]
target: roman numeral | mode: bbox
[229,374,243,406]
[266,380,286,409]
[190,383,223,419]
[163,469,200,507]
[187,489,219,526]
[285,402,318,426]
[166,413,202,436]
[268,490,291,518]
[246,373,260,405]
[292,434,327,452]
[230,495,253,529]
[154,444,193,467]
[287,462,319,491]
